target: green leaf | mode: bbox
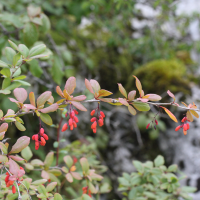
[5,82,21,91]
[13,68,21,77]
[80,157,89,174]
[1,68,11,77]
[13,53,21,66]
[9,136,30,154]
[32,179,47,185]
[5,47,16,63]
[133,160,144,173]
[40,14,51,34]
[13,80,31,86]
[23,23,38,47]
[2,78,11,89]
[54,193,63,200]
[154,155,165,167]
[37,185,47,197]
[181,186,197,193]
[0,60,9,68]
[50,56,64,85]
[63,155,73,168]
[18,44,29,58]
[82,194,93,200]
[132,102,150,111]
[8,40,18,51]
[12,75,26,81]
[21,146,33,161]
[15,121,26,131]
[167,164,177,172]
[44,152,54,169]
[0,142,8,154]
[29,44,46,57]
[46,182,57,192]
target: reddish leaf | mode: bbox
[85,79,94,94]
[118,98,129,106]
[37,91,52,107]
[90,79,100,93]
[128,105,136,115]
[118,83,127,98]
[9,159,20,177]
[98,89,113,97]
[41,170,50,180]
[66,173,73,183]
[24,104,36,109]
[143,94,162,101]
[13,88,27,103]
[98,98,113,103]
[72,95,86,101]
[128,90,136,101]
[9,155,24,162]
[137,98,149,102]
[167,90,175,101]
[9,98,19,103]
[133,75,143,97]
[40,103,58,113]
[71,101,87,111]
[56,86,64,98]
[65,77,76,95]
[0,123,8,133]
[0,155,8,163]
[160,106,178,123]
[29,92,36,107]
[9,136,30,154]
[71,172,82,180]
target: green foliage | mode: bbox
[118,155,196,200]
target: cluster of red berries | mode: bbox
[5,167,24,194]
[146,119,158,130]
[62,109,79,132]
[175,116,190,135]
[90,109,105,133]
[82,186,92,197]
[32,128,49,150]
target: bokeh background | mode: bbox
[1,0,200,199]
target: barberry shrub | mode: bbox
[0,39,198,200]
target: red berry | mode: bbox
[183,129,187,135]
[90,110,95,116]
[187,123,190,130]
[98,119,103,127]
[35,134,39,141]
[70,125,74,130]
[74,116,79,123]
[71,111,75,118]
[146,123,150,129]
[175,125,181,131]
[73,121,77,128]
[91,121,97,129]
[12,185,16,194]
[32,135,36,140]
[181,117,187,122]
[65,113,68,117]
[74,110,79,115]
[43,134,49,140]
[90,117,96,122]
[100,111,105,118]
[40,137,46,145]
[183,124,188,131]
[40,128,44,134]
[35,141,39,150]
[155,119,158,125]
[5,175,9,183]
[62,123,68,132]
[93,128,97,133]
[48,179,51,183]
[69,118,73,126]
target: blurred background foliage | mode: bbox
[0,0,199,199]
